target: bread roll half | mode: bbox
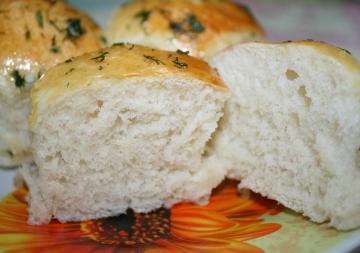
[0,0,101,167]
[19,44,229,225]
[209,41,360,230]
[107,0,264,59]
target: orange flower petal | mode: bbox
[0,181,282,253]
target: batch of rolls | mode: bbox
[0,0,359,230]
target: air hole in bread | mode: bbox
[286,69,299,81]
[297,85,312,107]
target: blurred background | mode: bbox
[68,0,360,60]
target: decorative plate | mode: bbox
[0,180,359,253]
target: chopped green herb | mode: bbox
[169,14,205,35]
[135,10,152,24]
[11,70,26,88]
[49,19,62,32]
[37,70,44,79]
[50,35,60,53]
[169,21,183,34]
[65,58,73,63]
[186,15,205,33]
[66,18,85,39]
[66,82,70,88]
[65,68,75,75]
[112,42,125,47]
[36,10,44,28]
[338,47,352,55]
[176,49,190,55]
[6,150,14,157]
[25,27,31,40]
[172,57,188,69]
[91,51,109,62]
[144,55,165,65]
[100,35,108,46]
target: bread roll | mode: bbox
[208,41,360,230]
[107,0,264,59]
[0,0,101,167]
[19,44,229,225]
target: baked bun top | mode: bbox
[0,0,102,77]
[107,0,264,58]
[30,43,228,126]
[290,40,360,74]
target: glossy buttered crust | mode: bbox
[107,0,264,58]
[0,0,102,75]
[30,43,228,126]
[292,40,360,74]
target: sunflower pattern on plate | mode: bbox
[0,180,282,253]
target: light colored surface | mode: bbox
[209,41,360,230]
[24,44,229,224]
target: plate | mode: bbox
[0,180,360,253]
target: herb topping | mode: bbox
[50,36,61,53]
[100,35,108,46]
[36,10,44,28]
[186,15,205,33]
[25,27,31,40]
[66,19,85,39]
[91,52,109,62]
[65,58,73,63]
[135,10,152,24]
[65,68,75,75]
[112,42,125,47]
[169,14,205,35]
[144,55,165,65]
[11,70,26,88]
[176,49,190,55]
[172,57,188,69]
[6,150,14,157]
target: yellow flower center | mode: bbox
[81,209,171,246]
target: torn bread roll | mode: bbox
[0,0,101,167]
[19,44,229,225]
[208,41,360,230]
[107,0,264,59]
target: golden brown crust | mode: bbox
[29,44,228,126]
[107,0,264,58]
[289,40,360,73]
[0,0,102,77]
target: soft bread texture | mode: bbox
[20,44,229,225]
[107,0,264,59]
[208,41,360,230]
[0,0,102,167]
